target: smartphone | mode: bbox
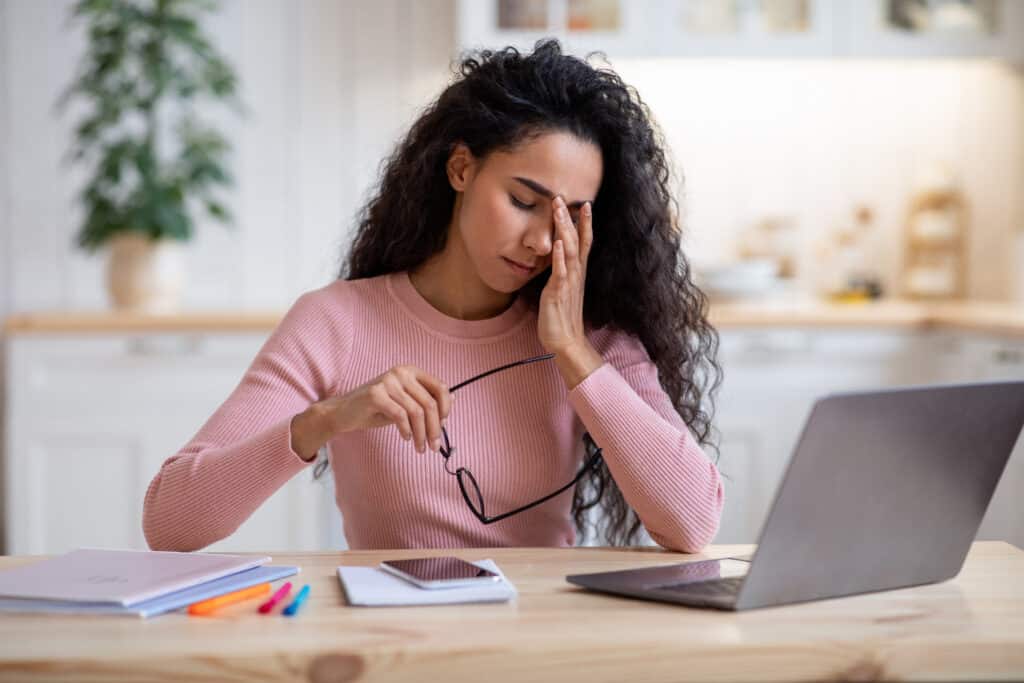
[379,556,501,590]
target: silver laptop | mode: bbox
[566,381,1024,611]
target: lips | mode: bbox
[503,257,535,274]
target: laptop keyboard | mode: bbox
[655,576,744,599]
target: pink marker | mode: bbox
[257,581,293,614]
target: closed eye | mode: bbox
[509,194,535,211]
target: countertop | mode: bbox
[707,298,1024,336]
[4,299,1024,337]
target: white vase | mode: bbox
[106,233,186,313]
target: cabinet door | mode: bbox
[841,0,1024,60]
[657,0,838,58]
[712,421,771,544]
[715,331,819,543]
[457,0,661,60]
[4,334,335,555]
[714,329,935,543]
[971,337,1024,550]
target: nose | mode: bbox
[522,216,553,257]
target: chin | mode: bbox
[484,273,523,294]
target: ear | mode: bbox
[446,142,476,192]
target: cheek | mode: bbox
[464,192,530,255]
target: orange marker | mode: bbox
[187,582,271,616]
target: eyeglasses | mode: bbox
[439,353,604,525]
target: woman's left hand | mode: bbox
[538,196,592,353]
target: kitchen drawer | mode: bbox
[3,331,335,554]
[8,333,269,419]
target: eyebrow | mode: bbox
[512,177,592,209]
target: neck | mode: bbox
[409,231,515,321]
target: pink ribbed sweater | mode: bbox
[142,272,724,552]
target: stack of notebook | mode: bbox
[0,548,299,618]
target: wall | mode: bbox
[0,0,9,554]
[614,58,1024,300]
[0,0,457,323]
[2,4,1023,318]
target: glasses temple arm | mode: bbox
[450,353,555,393]
[478,449,603,525]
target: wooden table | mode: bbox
[1,542,1022,682]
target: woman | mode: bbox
[143,39,723,553]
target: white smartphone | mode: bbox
[379,556,501,590]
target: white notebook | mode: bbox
[337,559,516,606]
[0,548,271,606]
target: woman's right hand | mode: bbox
[291,365,452,461]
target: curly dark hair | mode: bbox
[331,38,722,546]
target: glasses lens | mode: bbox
[457,468,485,517]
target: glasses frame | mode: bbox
[439,353,604,525]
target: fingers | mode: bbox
[386,377,428,453]
[552,197,593,274]
[367,384,412,439]
[404,378,443,452]
[553,239,567,285]
[384,366,450,453]
[552,197,579,266]
[414,370,452,424]
[579,201,593,268]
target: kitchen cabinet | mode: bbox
[3,320,1021,554]
[656,0,838,59]
[713,328,1024,548]
[840,0,1024,61]
[457,0,836,60]
[456,0,1024,62]
[713,329,939,544]
[942,334,1024,551]
[456,0,660,60]
[3,333,337,555]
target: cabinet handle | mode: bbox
[125,336,204,356]
[993,349,1024,365]
[740,332,812,355]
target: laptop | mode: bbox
[566,381,1024,611]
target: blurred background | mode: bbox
[1,0,1022,555]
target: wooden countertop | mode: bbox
[3,310,283,334]
[0,543,1021,682]
[4,299,1024,336]
[707,299,1024,336]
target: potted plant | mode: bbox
[57,0,241,312]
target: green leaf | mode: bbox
[59,0,238,249]
[204,199,231,223]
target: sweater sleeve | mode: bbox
[142,288,351,551]
[567,331,724,553]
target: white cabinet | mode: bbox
[841,0,1024,61]
[713,328,1024,549]
[942,334,1024,549]
[456,0,1024,62]
[656,0,838,58]
[713,329,939,544]
[457,0,663,59]
[4,324,1021,553]
[3,333,337,555]
[457,0,837,59]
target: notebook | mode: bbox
[0,564,299,618]
[337,559,516,606]
[0,548,271,606]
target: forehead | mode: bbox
[485,131,603,202]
